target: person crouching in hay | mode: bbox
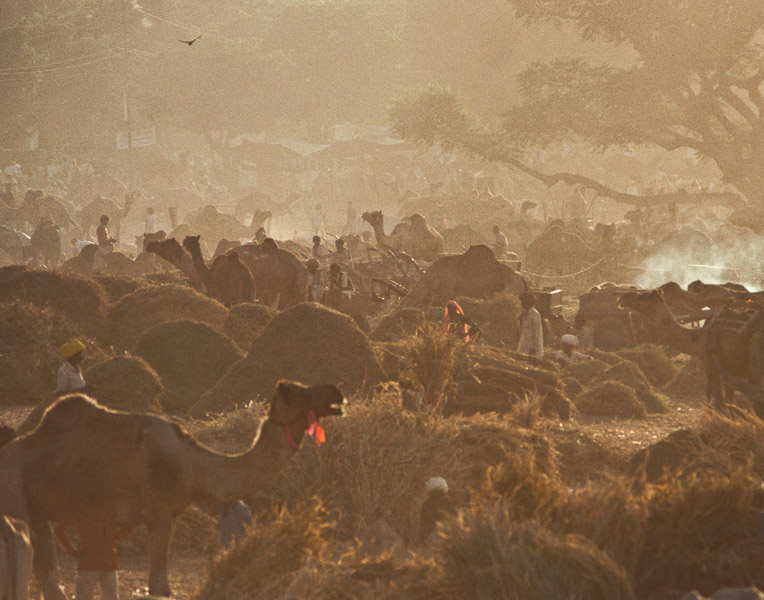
[57,339,88,395]
[443,301,480,344]
[420,477,456,544]
[555,334,591,368]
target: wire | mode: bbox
[0,49,120,74]
[0,52,123,83]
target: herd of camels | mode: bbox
[0,381,345,599]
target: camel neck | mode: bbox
[190,418,298,505]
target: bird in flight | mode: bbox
[178,34,201,46]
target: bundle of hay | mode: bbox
[590,361,668,413]
[452,346,571,420]
[191,502,327,600]
[576,381,647,418]
[135,320,243,411]
[0,302,107,405]
[197,303,385,413]
[83,355,163,413]
[617,344,679,387]
[222,303,276,352]
[108,284,228,350]
[436,509,635,600]
[93,274,148,304]
[369,307,426,342]
[630,429,712,481]
[662,355,706,398]
[0,266,108,339]
[563,359,610,386]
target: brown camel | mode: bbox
[0,515,33,600]
[29,219,61,269]
[619,289,764,408]
[233,238,308,308]
[0,381,345,599]
[401,244,527,307]
[524,224,601,276]
[146,237,204,287]
[182,235,255,307]
[361,211,444,261]
[182,205,271,243]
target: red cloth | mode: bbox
[444,301,470,342]
[55,523,133,572]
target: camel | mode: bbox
[401,244,527,307]
[619,289,764,407]
[182,235,255,307]
[146,237,204,288]
[233,238,308,308]
[524,224,602,276]
[78,195,134,240]
[0,516,33,600]
[361,211,444,261]
[182,205,271,244]
[0,381,345,599]
[0,226,28,265]
[7,192,77,232]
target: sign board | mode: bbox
[117,127,157,150]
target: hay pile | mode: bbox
[222,303,276,352]
[0,266,108,339]
[563,359,610,386]
[83,355,164,413]
[424,295,520,348]
[617,344,679,387]
[196,303,385,413]
[93,274,148,304]
[135,320,243,411]
[662,355,706,398]
[0,302,108,405]
[369,307,426,342]
[590,361,668,414]
[576,381,647,418]
[452,346,571,420]
[191,502,327,600]
[108,284,228,350]
[437,509,634,600]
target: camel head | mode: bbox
[146,237,186,262]
[182,234,202,254]
[362,211,383,226]
[268,380,345,448]
[619,289,664,317]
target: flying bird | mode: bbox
[178,34,201,46]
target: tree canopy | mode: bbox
[392,0,764,206]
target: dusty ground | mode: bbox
[2,389,708,599]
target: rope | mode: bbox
[521,257,609,280]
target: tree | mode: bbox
[391,0,764,206]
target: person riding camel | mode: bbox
[57,339,88,395]
[555,334,590,367]
[443,300,480,343]
[517,292,544,357]
[94,215,116,274]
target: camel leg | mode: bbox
[147,515,174,597]
[30,521,67,600]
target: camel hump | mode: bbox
[227,251,241,262]
[36,394,105,434]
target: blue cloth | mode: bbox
[219,501,253,549]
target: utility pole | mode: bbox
[122,0,133,192]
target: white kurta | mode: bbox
[517,307,544,357]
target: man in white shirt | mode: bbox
[555,334,590,368]
[57,339,87,394]
[517,292,544,357]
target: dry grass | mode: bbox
[617,344,679,388]
[405,323,458,412]
[369,307,427,342]
[0,266,108,339]
[662,355,706,398]
[222,303,276,352]
[197,303,385,413]
[134,319,243,411]
[423,295,521,349]
[93,274,149,304]
[576,381,647,418]
[108,284,228,350]
[563,359,610,386]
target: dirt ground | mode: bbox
[1,388,708,599]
